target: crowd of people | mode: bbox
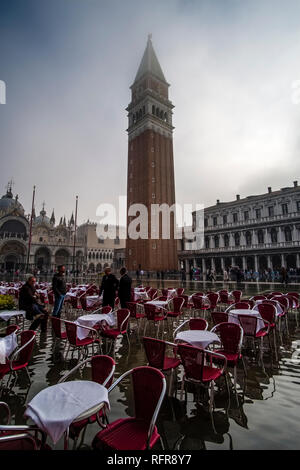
[17,265,133,331]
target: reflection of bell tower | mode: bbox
[125,36,178,271]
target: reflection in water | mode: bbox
[0,282,300,449]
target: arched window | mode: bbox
[96,253,99,260]
[160,110,164,119]
[245,231,252,246]
[284,226,292,242]
[214,235,219,248]
[152,105,155,114]
[156,107,159,117]
[205,237,210,249]
[100,253,102,260]
[235,233,240,247]
[224,234,229,247]
[88,252,91,260]
[164,112,168,122]
[271,228,277,243]
[257,230,264,244]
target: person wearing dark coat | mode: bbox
[19,275,48,331]
[52,265,67,318]
[118,267,132,309]
[100,267,119,309]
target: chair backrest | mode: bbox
[177,344,205,382]
[0,434,37,450]
[91,355,115,388]
[6,324,20,335]
[126,302,137,318]
[101,306,112,315]
[132,366,165,424]
[79,296,87,310]
[211,311,228,326]
[172,297,185,313]
[189,318,208,330]
[213,322,242,354]
[218,291,230,303]
[142,337,166,369]
[161,289,168,297]
[271,292,283,296]
[257,303,276,324]
[237,315,258,337]
[70,296,80,309]
[178,295,189,307]
[272,296,288,312]
[231,290,242,303]
[251,295,266,301]
[117,309,130,333]
[192,296,206,309]
[148,289,158,300]
[157,296,167,301]
[64,321,79,345]
[50,317,65,339]
[177,288,184,296]
[144,304,158,321]
[206,292,219,309]
[287,292,299,299]
[231,302,250,310]
[15,330,36,366]
[286,295,299,308]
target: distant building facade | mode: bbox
[0,184,125,274]
[179,182,300,275]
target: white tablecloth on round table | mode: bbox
[134,291,149,301]
[75,313,116,340]
[228,309,265,333]
[25,380,110,444]
[0,332,18,364]
[253,300,283,316]
[0,310,26,322]
[86,296,101,308]
[134,288,145,292]
[175,330,220,349]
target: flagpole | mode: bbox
[26,185,36,273]
[72,195,78,281]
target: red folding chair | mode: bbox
[64,320,101,361]
[92,366,166,450]
[211,322,245,390]
[50,317,67,350]
[142,337,181,396]
[0,330,36,389]
[101,309,130,356]
[177,344,228,423]
[143,304,167,338]
[211,311,229,326]
[126,302,145,334]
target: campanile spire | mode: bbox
[125,37,178,272]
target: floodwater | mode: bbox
[1,281,300,450]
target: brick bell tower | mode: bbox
[126,35,178,272]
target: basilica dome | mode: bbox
[0,188,24,216]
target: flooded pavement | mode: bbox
[1,281,300,450]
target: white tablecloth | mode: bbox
[0,332,18,364]
[175,330,220,349]
[86,296,101,308]
[134,291,149,301]
[0,310,26,322]
[75,313,116,340]
[134,288,145,292]
[228,309,265,333]
[25,380,110,444]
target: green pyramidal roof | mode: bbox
[134,37,167,83]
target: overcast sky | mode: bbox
[1,0,300,226]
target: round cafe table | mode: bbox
[75,313,116,340]
[228,309,265,333]
[175,330,220,349]
[25,380,109,448]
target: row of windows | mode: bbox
[204,226,293,248]
[151,106,168,122]
[97,237,120,245]
[88,252,113,260]
[205,202,300,227]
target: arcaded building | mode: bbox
[179,182,300,274]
